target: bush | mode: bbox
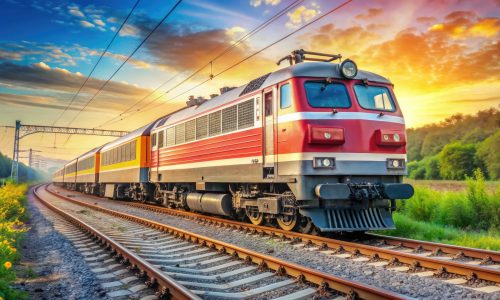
[439,142,477,180]
[400,169,499,233]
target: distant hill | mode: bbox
[407,108,500,180]
[0,152,47,182]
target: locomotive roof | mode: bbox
[101,121,156,151]
[152,62,391,130]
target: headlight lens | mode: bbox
[340,59,358,79]
[387,158,405,169]
[393,133,400,142]
[313,157,335,169]
[324,132,331,139]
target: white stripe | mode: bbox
[277,112,405,124]
[156,156,261,171]
[156,152,406,171]
[277,152,406,162]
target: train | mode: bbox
[53,50,414,234]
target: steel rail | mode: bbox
[43,185,406,300]
[33,185,199,300]
[365,233,500,263]
[47,185,500,284]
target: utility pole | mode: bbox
[10,121,20,182]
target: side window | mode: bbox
[158,130,164,148]
[280,83,291,109]
[264,91,273,116]
[152,133,157,147]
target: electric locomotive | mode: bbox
[54,50,414,233]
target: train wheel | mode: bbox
[246,209,264,226]
[297,217,315,234]
[276,213,299,231]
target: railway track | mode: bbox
[47,184,500,293]
[36,184,407,300]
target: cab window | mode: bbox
[354,85,395,111]
[304,81,350,108]
[280,83,291,109]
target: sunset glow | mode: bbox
[0,0,499,162]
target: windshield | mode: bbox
[354,85,396,111]
[304,81,351,108]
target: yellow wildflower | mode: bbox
[4,261,12,269]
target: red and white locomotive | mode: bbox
[54,50,414,233]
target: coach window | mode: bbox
[280,83,291,109]
[152,133,157,148]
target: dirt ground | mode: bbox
[404,179,499,193]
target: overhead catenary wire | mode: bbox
[65,0,184,128]
[95,0,305,129]
[52,0,142,127]
[106,0,354,127]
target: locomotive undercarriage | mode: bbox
[72,175,413,233]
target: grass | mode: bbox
[0,182,29,299]
[379,213,500,251]
[378,169,500,250]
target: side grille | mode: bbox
[237,99,254,129]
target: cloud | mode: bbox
[119,24,140,37]
[0,93,102,112]
[94,19,105,26]
[88,50,152,69]
[79,20,95,28]
[0,49,22,61]
[107,17,118,23]
[428,11,500,39]
[250,0,281,7]
[285,5,320,29]
[68,5,84,18]
[226,26,246,40]
[355,8,382,20]
[417,16,437,24]
[0,62,150,102]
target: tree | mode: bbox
[439,143,477,180]
[476,131,500,180]
[424,156,440,179]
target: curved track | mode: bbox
[37,184,407,300]
[47,184,500,288]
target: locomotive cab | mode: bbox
[272,50,414,232]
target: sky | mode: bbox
[0,0,499,164]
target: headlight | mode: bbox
[387,158,405,170]
[393,133,400,142]
[313,157,335,169]
[340,59,358,79]
[324,132,331,139]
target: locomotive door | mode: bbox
[262,88,276,178]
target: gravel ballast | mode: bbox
[14,189,106,299]
[52,186,499,300]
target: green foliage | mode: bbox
[0,183,28,299]
[407,108,499,180]
[399,169,500,233]
[438,143,477,180]
[476,131,500,180]
[0,152,47,183]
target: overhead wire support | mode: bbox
[66,0,184,127]
[96,0,305,129]
[52,0,142,126]
[107,0,353,126]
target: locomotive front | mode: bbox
[274,51,414,232]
